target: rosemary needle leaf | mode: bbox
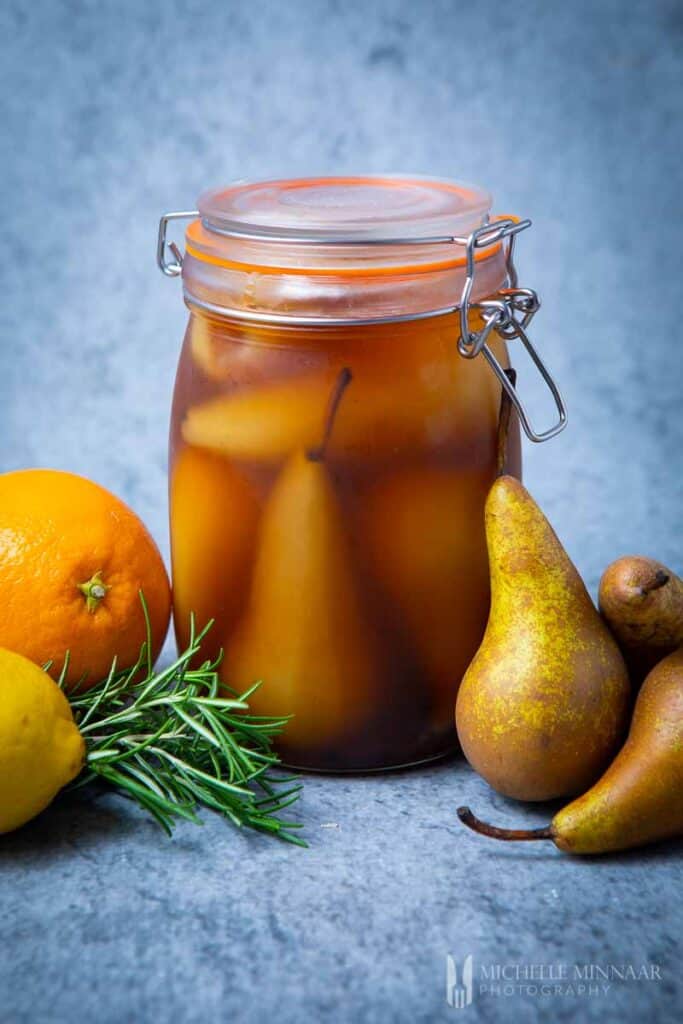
[62,598,306,845]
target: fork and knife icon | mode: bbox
[447,954,474,1010]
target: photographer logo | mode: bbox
[445,954,662,1008]
[446,954,474,1010]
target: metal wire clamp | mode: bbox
[454,219,567,442]
[157,211,198,276]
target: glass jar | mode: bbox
[158,176,566,771]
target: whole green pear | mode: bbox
[456,476,630,801]
[458,647,683,854]
[599,555,683,684]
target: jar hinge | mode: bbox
[455,218,567,443]
[157,211,198,276]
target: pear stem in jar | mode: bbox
[307,367,353,463]
[496,367,517,477]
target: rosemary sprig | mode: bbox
[59,599,306,846]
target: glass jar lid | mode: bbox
[157,177,568,441]
[197,175,492,245]
[178,175,509,323]
[186,174,500,273]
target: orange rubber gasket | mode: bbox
[184,214,515,278]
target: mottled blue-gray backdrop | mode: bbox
[0,2,681,1023]
[2,0,681,586]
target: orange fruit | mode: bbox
[0,469,171,689]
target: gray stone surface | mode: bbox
[0,1,681,1021]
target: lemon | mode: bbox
[0,648,85,833]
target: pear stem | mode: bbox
[307,367,353,463]
[457,806,554,842]
[640,570,670,596]
[496,367,517,477]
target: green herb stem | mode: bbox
[61,597,306,845]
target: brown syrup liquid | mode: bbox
[169,311,521,771]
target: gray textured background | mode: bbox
[0,1,681,1022]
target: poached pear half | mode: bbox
[223,369,383,756]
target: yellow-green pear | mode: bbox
[223,370,383,755]
[599,555,683,684]
[458,646,683,854]
[456,476,631,801]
